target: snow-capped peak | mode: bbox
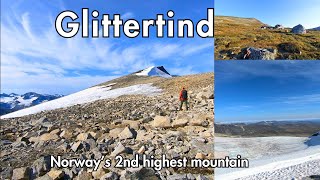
[136,66,172,78]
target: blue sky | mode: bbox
[215,0,320,29]
[215,61,320,123]
[1,0,214,95]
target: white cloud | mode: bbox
[1,8,212,94]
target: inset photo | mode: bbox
[214,60,320,179]
[214,0,320,60]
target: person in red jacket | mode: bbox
[179,87,188,110]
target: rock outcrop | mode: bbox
[242,47,277,60]
[292,24,307,34]
[275,24,284,29]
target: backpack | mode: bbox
[181,90,188,99]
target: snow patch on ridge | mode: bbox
[1,96,38,107]
[1,83,162,119]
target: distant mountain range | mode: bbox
[0,92,63,115]
[310,26,320,31]
[215,120,320,137]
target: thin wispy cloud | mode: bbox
[279,94,320,105]
[216,61,320,82]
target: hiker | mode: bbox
[179,87,188,110]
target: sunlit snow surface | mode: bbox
[215,135,320,179]
[1,83,161,119]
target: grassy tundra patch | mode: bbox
[214,16,320,60]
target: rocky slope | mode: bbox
[215,16,320,60]
[0,72,214,179]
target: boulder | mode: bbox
[92,164,108,179]
[275,24,284,29]
[49,129,61,135]
[292,24,306,34]
[152,116,171,128]
[111,142,126,156]
[108,128,124,139]
[39,133,59,141]
[59,129,73,139]
[12,167,31,180]
[31,156,52,177]
[75,171,92,180]
[136,130,155,141]
[195,153,206,159]
[189,113,208,127]
[172,116,189,128]
[122,120,140,130]
[71,142,83,152]
[243,47,277,60]
[100,172,119,180]
[76,133,94,141]
[118,127,136,140]
[47,169,64,180]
